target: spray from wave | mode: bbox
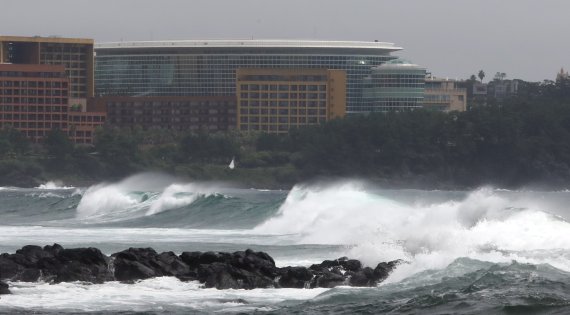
[76,173,227,221]
[36,181,76,190]
[254,182,570,281]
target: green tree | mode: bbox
[478,70,486,83]
[45,129,74,160]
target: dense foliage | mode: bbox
[1,77,569,188]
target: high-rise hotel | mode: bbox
[0,36,105,143]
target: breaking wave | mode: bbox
[254,182,570,281]
[75,175,229,221]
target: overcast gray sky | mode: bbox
[1,0,568,81]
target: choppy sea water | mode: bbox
[1,174,570,314]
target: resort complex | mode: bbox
[0,35,469,141]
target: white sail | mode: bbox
[228,158,235,170]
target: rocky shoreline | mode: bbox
[0,244,401,294]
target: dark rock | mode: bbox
[342,259,362,272]
[179,251,202,269]
[43,244,64,256]
[157,252,192,278]
[312,270,346,288]
[231,249,278,278]
[197,262,274,289]
[51,247,112,283]
[373,260,402,283]
[1,244,112,283]
[13,245,54,267]
[347,267,375,286]
[0,245,402,290]
[0,254,23,279]
[113,248,192,282]
[278,266,313,288]
[113,248,163,281]
[180,249,278,289]
[0,280,9,295]
[19,268,42,282]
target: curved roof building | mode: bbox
[94,40,402,113]
[362,59,426,112]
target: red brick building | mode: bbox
[0,64,69,142]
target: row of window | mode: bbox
[0,114,68,121]
[68,115,105,123]
[240,100,327,108]
[0,97,67,104]
[107,101,235,108]
[240,75,327,82]
[240,92,327,99]
[0,72,66,78]
[240,84,327,91]
[240,108,326,115]
[239,122,321,132]
[241,116,325,123]
[108,109,232,116]
[0,89,68,96]
[110,117,231,124]
[0,121,67,129]
[0,105,68,112]
[0,81,67,88]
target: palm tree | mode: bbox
[478,70,485,83]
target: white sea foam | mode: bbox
[36,181,75,190]
[254,182,570,281]
[0,277,328,313]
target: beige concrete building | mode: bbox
[423,77,467,112]
[0,36,94,98]
[236,68,346,133]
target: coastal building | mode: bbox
[0,36,95,98]
[92,96,236,131]
[487,79,519,100]
[0,64,69,141]
[423,77,467,112]
[94,40,402,114]
[68,100,106,144]
[236,68,346,133]
[361,59,426,112]
[0,36,105,144]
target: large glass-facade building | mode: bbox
[94,40,402,113]
[362,59,426,112]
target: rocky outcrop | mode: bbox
[0,244,401,290]
[0,244,112,283]
[112,248,191,282]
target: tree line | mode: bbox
[1,76,569,188]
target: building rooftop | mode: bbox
[95,39,402,52]
[0,35,94,45]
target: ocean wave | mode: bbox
[75,174,233,222]
[254,182,570,281]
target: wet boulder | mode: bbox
[278,266,313,288]
[197,262,275,289]
[0,244,112,283]
[113,248,192,282]
[0,254,23,280]
[48,247,113,283]
[373,260,403,283]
